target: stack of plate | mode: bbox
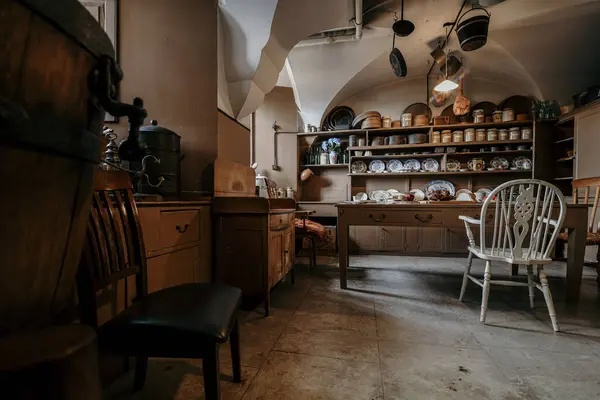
[352,111,381,128]
[361,116,382,129]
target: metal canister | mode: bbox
[453,130,464,143]
[509,127,521,140]
[487,128,498,141]
[431,131,441,143]
[464,128,475,142]
[502,108,515,122]
[472,109,485,124]
[382,116,392,128]
[401,113,412,127]
[492,110,503,122]
[521,127,532,140]
[476,129,486,142]
[498,129,509,141]
[441,130,452,143]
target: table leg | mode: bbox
[338,222,349,289]
[566,212,587,302]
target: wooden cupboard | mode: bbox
[137,201,212,292]
[213,197,296,315]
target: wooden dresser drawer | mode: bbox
[159,210,200,249]
[147,246,197,293]
[352,209,444,226]
[270,213,292,231]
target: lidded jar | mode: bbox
[453,130,464,143]
[441,130,452,143]
[464,128,475,142]
[509,127,521,140]
[472,109,485,124]
[476,128,486,142]
[431,131,441,143]
[498,129,509,141]
[521,127,532,140]
[487,128,498,141]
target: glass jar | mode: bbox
[382,116,392,128]
[498,129,509,141]
[476,129,486,142]
[487,128,498,141]
[472,109,485,124]
[453,130,464,143]
[441,130,452,143]
[509,127,521,140]
[431,131,441,143]
[493,110,503,122]
[464,128,475,142]
[521,127,532,140]
[401,113,412,127]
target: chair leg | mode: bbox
[526,265,535,309]
[459,252,473,302]
[133,356,148,392]
[202,344,221,400]
[596,245,600,291]
[480,261,492,324]
[539,266,559,332]
[230,319,242,383]
[310,236,316,274]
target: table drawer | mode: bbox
[353,209,444,226]
[159,210,199,249]
[270,213,292,231]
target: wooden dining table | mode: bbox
[336,202,589,303]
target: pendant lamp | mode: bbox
[434,25,458,93]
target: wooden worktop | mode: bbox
[136,200,212,207]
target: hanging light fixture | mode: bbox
[434,25,459,93]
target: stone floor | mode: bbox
[107,255,600,399]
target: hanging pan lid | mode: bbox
[392,0,415,37]
[390,48,407,78]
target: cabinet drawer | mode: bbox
[270,213,292,231]
[147,246,197,293]
[353,209,444,226]
[159,210,199,249]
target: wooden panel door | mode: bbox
[283,229,294,275]
[146,247,197,293]
[350,226,383,252]
[416,227,445,254]
[445,228,470,254]
[268,232,283,287]
[381,227,406,252]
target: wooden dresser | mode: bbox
[137,201,212,292]
[210,158,296,315]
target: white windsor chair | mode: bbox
[458,179,566,332]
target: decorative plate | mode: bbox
[422,158,440,172]
[387,159,403,173]
[512,156,526,169]
[410,189,426,201]
[456,189,473,197]
[490,157,509,170]
[456,192,476,201]
[404,159,421,172]
[424,180,456,198]
[386,189,401,196]
[475,188,492,202]
[446,159,461,172]
[369,160,386,173]
[355,192,368,201]
[370,190,391,201]
[351,160,367,173]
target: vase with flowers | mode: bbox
[322,138,341,164]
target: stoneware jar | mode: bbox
[431,131,441,143]
[502,108,515,122]
[464,128,475,142]
[401,113,412,127]
[498,129,509,141]
[441,130,452,143]
[487,128,498,141]
[492,110,503,122]
[453,130,464,143]
[521,127,532,140]
[476,129,486,142]
[472,109,485,123]
[509,127,521,140]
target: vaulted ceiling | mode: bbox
[218,0,600,124]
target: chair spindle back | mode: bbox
[572,177,600,233]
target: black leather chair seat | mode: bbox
[99,283,242,356]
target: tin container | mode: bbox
[431,131,441,143]
[472,109,485,124]
[476,129,486,142]
[492,110,503,122]
[498,129,509,141]
[442,130,452,143]
[464,128,475,142]
[453,130,464,143]
[502,108,515,122]
[487,128,498,141]
[509,127,521,140]
[382,116,392,128]
[521,127,532,140]
[401,113,412,127]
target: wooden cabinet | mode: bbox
[575,102,600,179]
[137,202,212,292]
[213,197,296,315]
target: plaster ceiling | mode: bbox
[219,0,600,123]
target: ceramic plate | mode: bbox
[422,158,440,172]
[512,156,526,169]
[386,189,401,196]
[456,192,475,201]
[370,190,391,201]
[490,157,509,170]
[424,180,456,198]
[355,192,368,201]
[456,189,473,196]
[446,159,460,172]
[369,160,386,173]
[351,160,367,173]
[410,189,425,201]
[404,159,421,172]
[387,159,403,172]
[475,188,492,202]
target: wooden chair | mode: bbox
[77,170,242,399]
[295,210,318,274]
[557,177,600,288]
[459,179,566,332]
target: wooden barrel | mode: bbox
[0,0,115,335]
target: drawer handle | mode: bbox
[175,224,189,233]
[368,213,386,222]
[414,214,433,223]
[474,214,493,221]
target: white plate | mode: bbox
[355,192,368,201]
[370,190,391,201]
[409,189,425,201]
[456,192,475,201]
[446,159,460,172]
[422,158,440,172]
[351,160,367,173]
[456,189,473,196]
[475,188,492,202]
[404,159,421,172]
[369,160,386,173]
[387,159,403,172]
[386,189,401,196]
